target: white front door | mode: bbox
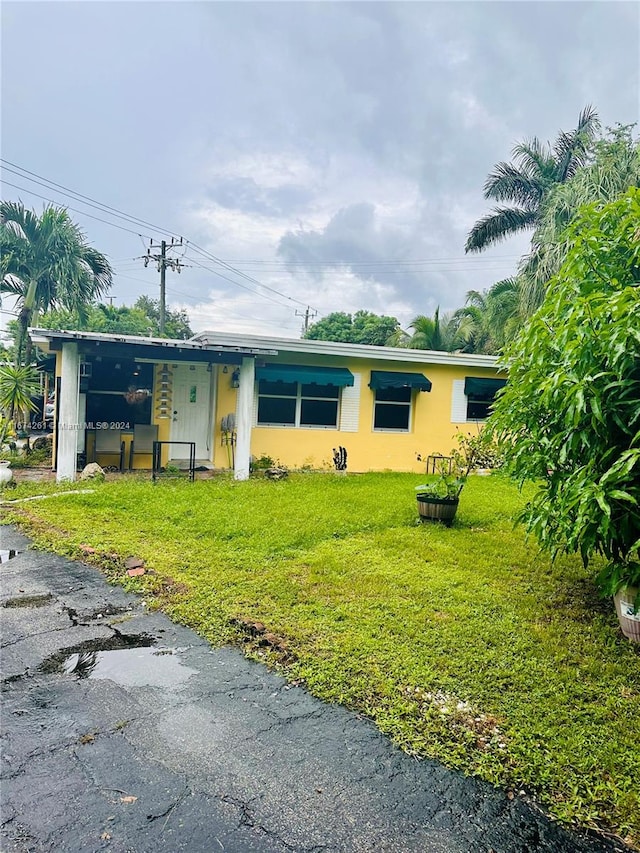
[170,364,213,459]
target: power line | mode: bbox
[2,161,518,270]
[141,238,185,334]
[0,180,151,238]
[220,255,521,266]
[1,161,318,313]
[187,252,316,310]
[295,306,317,333]
[1,158,515,320]
[213,264,516,275]
[185,256,297,310]
[1,160,182,240]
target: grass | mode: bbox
[3,472,639,846]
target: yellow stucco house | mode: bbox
[31,328,506,482]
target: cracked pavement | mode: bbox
[0,525,629,853]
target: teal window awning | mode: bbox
[464,377,507,400]
[256,364,354,387]
[369,371,432,392]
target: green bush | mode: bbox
[456,429,505,470]
[489,188,640,596]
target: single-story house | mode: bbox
[30,328,507,482]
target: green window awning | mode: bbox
[464,377,507,400]
[256,364,354,387]
[369,371,432,392]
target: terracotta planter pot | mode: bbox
[613,586,640,643]
[416,495,459,526]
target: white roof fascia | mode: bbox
[193,330,500,370]
[29,328,277,357]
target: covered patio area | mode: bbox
[30,329,277,483]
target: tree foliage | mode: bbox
[452,279,521,354]
[403,308,462,352]
[0,364,39,423]
[0,202,112,365]
[34,297,193,340]
[489,189,640,591]
[518,125,640,315]
[304,310,400,346]
[466,106,600,253]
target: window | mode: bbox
[463,377,507,421]
[369,371,430,432]
[467,398,492,420]
[373,386,412,431]
[257,380,340,428]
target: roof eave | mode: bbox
[193,330,500,368]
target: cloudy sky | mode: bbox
[1,1,638,338]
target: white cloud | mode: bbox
[2,1,637,338]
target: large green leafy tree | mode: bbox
[35,297,193,340]
[132,296,192,339]
[489,188,640,594]
[0,202,112,365]
[304,310,400,346]
[465,106,600,253]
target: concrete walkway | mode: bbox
[0,526,627,853]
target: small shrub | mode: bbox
[251,454,276,471]
[456,430,505,470]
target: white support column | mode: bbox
[234,356,255,481]
[56,342,80,482]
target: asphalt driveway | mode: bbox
[0,525,628,853]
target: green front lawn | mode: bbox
[4,473,639,845]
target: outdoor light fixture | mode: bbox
[230,368,240,389]
[222,365,228,374]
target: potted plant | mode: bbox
[597,562,640,644]
[415,442,476,525]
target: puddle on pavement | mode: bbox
[40,636,197,688]
[3,593,52,608]
[0,550,19,563]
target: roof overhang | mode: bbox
[29,328,277,364]
[193,329,502,370]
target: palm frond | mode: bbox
[553,106,600,181]
[465,206,537,253]
[483,162,545,206]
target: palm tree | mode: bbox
[0,364,39,427]
[406,308,461,352]
[465,106,600,253]
[0,202,112,365]
[453,279,521,354]
[517,125,640,315]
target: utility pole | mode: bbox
[143,238,184,335]
[159,240,166,335]
[295,306,317,335]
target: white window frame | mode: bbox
[451,378,501,423]
[256,380,341,429]
[372,387,413,433]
